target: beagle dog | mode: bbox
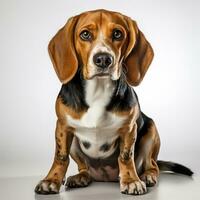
[35,9,193,195]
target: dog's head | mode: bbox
[48,9,154,86]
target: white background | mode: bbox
[0,0,199,179]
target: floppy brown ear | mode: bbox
[48,17,78,84]
[124,18,154,86]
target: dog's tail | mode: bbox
[157,160,193,176]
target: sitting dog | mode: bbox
[35,9,193,195]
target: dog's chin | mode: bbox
[87,73,121,81]
[88,73,110,80]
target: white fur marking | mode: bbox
[88,31,116,78]
[67,78,126,158]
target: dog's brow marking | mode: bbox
[87,29,117,79]
[96,31,115,58]
[100,12,102,27]
[99,31,104,41]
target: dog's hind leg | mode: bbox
[135,115,160,187]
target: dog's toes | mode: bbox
[35,180,60,194]
[120,180,147,195]
[140,173,158,187]
[65,171,92,188]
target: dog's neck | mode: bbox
[85,77,115,107]
[59,71,135,113]
[81,78,115,127]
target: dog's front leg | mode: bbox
[118,122,147,195]
[35,119,74,194]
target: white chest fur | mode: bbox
[67,78,126,158]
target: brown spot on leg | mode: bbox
[35,113,74,194]
[117,105,147,195]
[118,136,147,194]
[35,95,87,195]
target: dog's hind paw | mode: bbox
[65,171,92,188]
[140,173,158,187]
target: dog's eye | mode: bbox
[80,30,92,41]
[112,29,123,41]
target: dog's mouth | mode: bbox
[89,73,110,79]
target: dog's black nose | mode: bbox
[93,53,113,69]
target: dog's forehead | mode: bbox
[76,10,128,30]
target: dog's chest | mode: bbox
[66,79,126,158]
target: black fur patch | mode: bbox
[82,141,91,149]
[99,143,111,152]
[58,71,88,112]
[157,160,193,176]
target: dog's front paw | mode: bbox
[35,180,60,194]
[120,180,147,195]
[65,171,92,188]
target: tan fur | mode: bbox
[117,104,144,190]
[56,97,86,120]
[41,118,73,193]
[48,17,79,84]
